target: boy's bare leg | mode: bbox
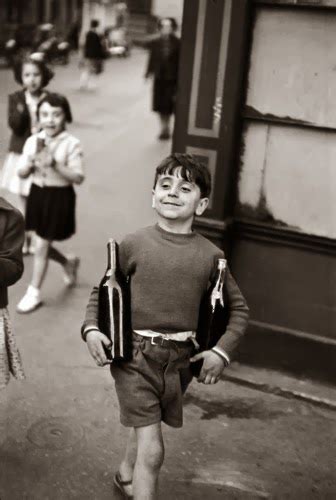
[133,422,164,500]
[119,428,137,496]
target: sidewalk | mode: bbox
[0,50,335,499]
[224,363,336,411]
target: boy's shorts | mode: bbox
[110,332,194,428]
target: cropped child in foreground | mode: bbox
[0,196,25,388]
[81,153,249,499]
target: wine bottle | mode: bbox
[98,239,131,362]
[192,258,228,377]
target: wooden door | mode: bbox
[173,0,250,250]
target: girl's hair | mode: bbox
[90,19,99,29]
[13,55,54,87]
[37,92,73,123]
[154,153,211,198]
[158,17,178,32]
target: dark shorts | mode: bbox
[110,332,194,428]
[26,183,76,241]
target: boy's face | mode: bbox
[152,170,209,224]
[39,102,66,137]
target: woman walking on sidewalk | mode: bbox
[16,93,84,314]
[144,17,180,140]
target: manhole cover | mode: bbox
[27,417,84,450]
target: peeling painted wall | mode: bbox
[239,122,336,237]
[237,6,336,238]
[246,8,336,128]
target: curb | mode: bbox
[222,373,336,412]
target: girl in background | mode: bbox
[0,196,25,388]
[1,55,54,254]
[16,93,84,314]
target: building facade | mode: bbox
[173,0,336,380]
[0,0,83,35]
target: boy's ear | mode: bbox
[195,197,209,216]
[151,190,155,208]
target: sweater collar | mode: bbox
[154,223,196,242]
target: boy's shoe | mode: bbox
[16,286,42,314]
[63,256,80,287]
[114,472,133,499]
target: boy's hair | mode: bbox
[90,19,99,29]
[13,55,54,87]
[37,92,73,123]
[154,153,211,198]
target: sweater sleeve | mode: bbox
[144,40,155,78]
[0,209,24,287]
[215,268,249,358]
[8,94,30,136]
[81,286,99,340]
[17,135,36,178]
[66,139,84,183]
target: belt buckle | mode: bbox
[151,336,166,347]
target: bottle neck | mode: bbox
[210,258,227,311]
[106,239,117,275]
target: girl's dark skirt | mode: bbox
[152,79,176,115]
[26,183,76,241]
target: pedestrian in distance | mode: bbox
[144,17,180,141]
[16,93,84,314]
[0,196,25,389]
[1,54,54,255]
[81,153,249,499]
[79,19,106,91]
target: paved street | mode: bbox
[0,51,335,500]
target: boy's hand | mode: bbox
[86,330,112,367]
[190,350,226,384]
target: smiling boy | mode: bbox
[81,153,249,499]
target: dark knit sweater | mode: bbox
[82,225,249,356]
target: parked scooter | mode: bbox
[33,24,70,65]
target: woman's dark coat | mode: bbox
[0,197,24,308]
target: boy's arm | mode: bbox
[213,268,249,360]
[81,286,99,340]
[8,94,30,135]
